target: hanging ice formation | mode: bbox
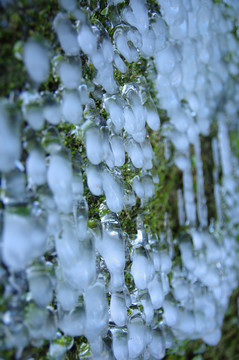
[1,0,239,359]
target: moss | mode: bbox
[200,135,217,222]
[81,54,96,81]
[146,0,161,16]
[115,56,148,85]
[230,130,239,159]
[118,200,140,235]
[144,129,182,238]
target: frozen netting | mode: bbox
[1,0,239,359]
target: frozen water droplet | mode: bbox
[85,127,104,165]
[110,292,127,327]
[26,149,46,186]
[24,39,49,83]
[148,274,164,309]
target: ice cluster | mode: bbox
[1,0,239,359]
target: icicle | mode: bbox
[177,188,185,226]
[212,138,222,223]
[194,134,208,228]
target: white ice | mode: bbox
[126,139,144,169]
[110,293,127,327]
[47,153,73,213]
[27,267,53,307]
[58,0,76,11]
[146,108,160,131]
[131,249,154,290]
[112,330,129,360]
[114,53,127,73]
[142,175,155,199]
[24,40,49,83]
[43,102,61,125]
[2,213,46,271]
[56,281,79,311]
[77,24,97,56]
[127,318,146,359]
[140,293,154,325]
[85,127,104,165]
[61,91,82,124]
[101,230,125,274]
[110,135,125,167]
[104,99,125,132]
[84,280,109,339]
[86,165,103,196]
[132,176,144,198]
[25,106,45,130]
[148,274,164,309]
[163,300,178,327]
[58,61,82,89]
[26,149,46,186]
[102,171,124,213]
[56,223,96,290]
[148,330,165,360]
[59,307,85,337]
[54,13,79,55]
[130,0,149,34]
